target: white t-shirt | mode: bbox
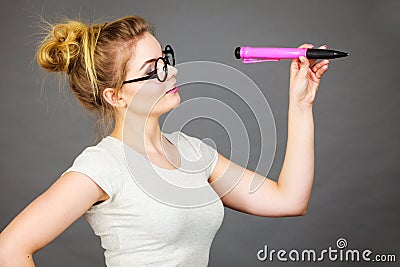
[61,131,224,266]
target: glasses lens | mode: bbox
[156,57,168,82]
[164,45,175,66]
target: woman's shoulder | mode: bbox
[170,131,201,148]
[170,131,218,177]
[169,131,218,161]
[61,138,123,200]
[72,138,119,166]
[62,136,124,182]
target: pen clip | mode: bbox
[242,58,280,63]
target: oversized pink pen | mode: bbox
[235,46,348,63]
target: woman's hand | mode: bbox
[289,44,330,109]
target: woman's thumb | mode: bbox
[298,56,310,75]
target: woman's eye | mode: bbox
[146,69,155,75]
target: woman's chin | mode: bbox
[165,92,181,105]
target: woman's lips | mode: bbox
[166,86,178,94]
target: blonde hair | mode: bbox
[37,16,153,142]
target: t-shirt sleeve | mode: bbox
[61,146,120,200]
[177,131,219,178]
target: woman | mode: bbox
[0,15,329,266]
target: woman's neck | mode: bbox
[110,114,165,155]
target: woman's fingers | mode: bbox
[314,61,329,79]
[290,43,330,80]
[311,59,330,73]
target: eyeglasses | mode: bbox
[122,44,175,84]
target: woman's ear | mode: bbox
[103,88,127,108]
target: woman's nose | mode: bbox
[167,64,178,79]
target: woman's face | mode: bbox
[118,32,180,118]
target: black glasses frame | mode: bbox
[122,44,175,84]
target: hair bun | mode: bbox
[37,21,88,73]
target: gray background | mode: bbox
[1,0,399,266]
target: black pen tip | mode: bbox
[334,51,349,58]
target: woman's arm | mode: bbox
[208,106,313,217]
[0,171,109,266]
[208,44,329,217]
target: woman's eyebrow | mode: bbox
[139,45,164,71]
[139,58,157,71]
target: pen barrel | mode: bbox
[240,47,307,59]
